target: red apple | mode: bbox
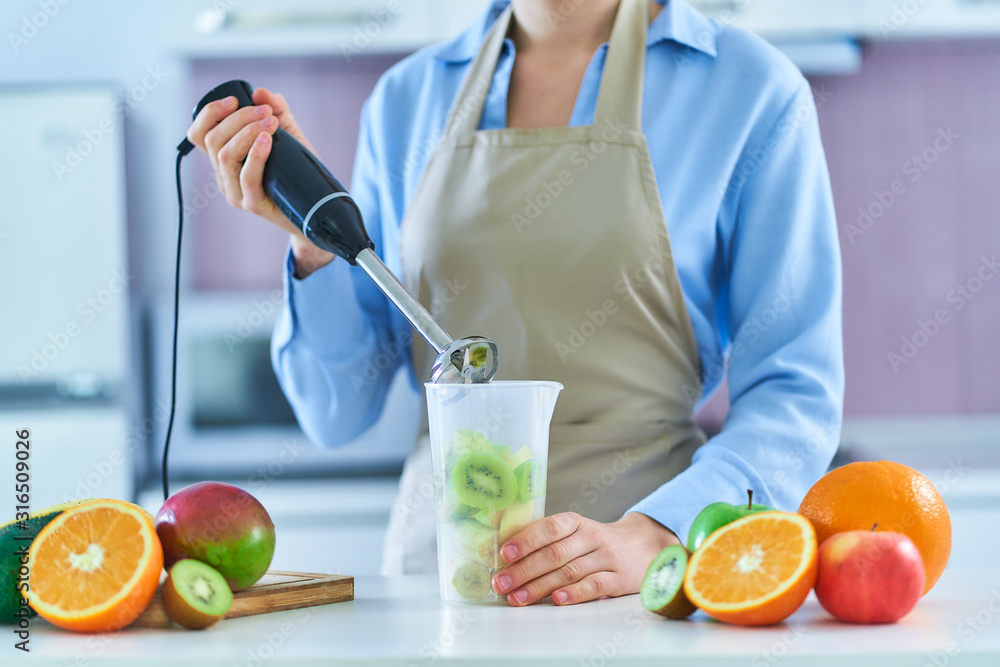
[155,482,275,591]
[814,529,925,624]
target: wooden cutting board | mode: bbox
[132,570,354,629]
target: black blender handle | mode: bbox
[193,79,255,115]
[192,80,375,264]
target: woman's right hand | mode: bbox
[186,87,335,278]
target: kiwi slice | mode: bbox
[451,452,517,512]
[454,429,492,453]
[640,545,697,620]
[163,559,234,630]
[446,503,480,522]
[451,561,492,601]
[513,461,545,501]
[472,508,503,529]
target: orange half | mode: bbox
[683,511,817,626]
[24,499,163,632]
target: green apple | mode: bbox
[686,490,775,552]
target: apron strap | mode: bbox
[442,6,514,139]
[443,0,647,138]
[594,0,648,132]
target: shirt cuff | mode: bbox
[625,444,771,547]
[283,245,366,355]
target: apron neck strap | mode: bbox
[442,0,648,138]
[442,6,514,139]
[594,0,648,132]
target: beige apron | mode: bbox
[381,0,706,575]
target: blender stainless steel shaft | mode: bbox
[356,248,451,351]
[192,80,499,384]
[355,248,497,384]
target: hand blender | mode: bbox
[192,80,498,384]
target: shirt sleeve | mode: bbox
[270,95,405,448]
[627,81,845,541]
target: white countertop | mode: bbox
[14,568,1000,666]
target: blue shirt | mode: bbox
[271,0,844,543]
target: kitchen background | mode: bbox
[1,0,998,576]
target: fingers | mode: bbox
[206,103,273,163]
[494,527,592,593]
[489,513,668,608]
[253,87,288,115]
[186,95,237,152]
[186,88,314,230]
[500,512,581,564]
[215,112,279,209]
[550,571,620,606]
[239,131,278,219]
[237,131,299,235]
[501,549,608,606]
[253,87,314,150]
[492,513,598,606]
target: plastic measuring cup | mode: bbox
[425,380,563,603]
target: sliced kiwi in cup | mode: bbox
[163,559,234,629]
[513,461,545,502]
[451,451,518,513]
[640,545,697,620]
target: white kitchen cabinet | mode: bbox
[0,86,135,510]
[0,407,133,510]
[689,0,864,38]
[860,0,1000,39]
[693,0,1000,40]
[159,0,864,73]
[159,0,443,57]
[159,0,1000,59]
[682,0,1000,40]
[1,86,129,394]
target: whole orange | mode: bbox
[799,460,950,596]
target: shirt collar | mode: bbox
[433,0,718,64]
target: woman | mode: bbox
[187,0,843,607]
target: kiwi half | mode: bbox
[451,452,517,512]
[640,545,697,619]
[163,559,234,629]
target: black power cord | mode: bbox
[163,138,196,501]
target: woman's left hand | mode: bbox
[491,511,680,606]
